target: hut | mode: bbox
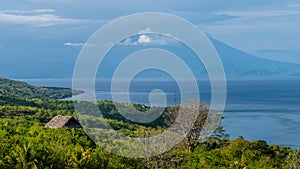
[45,115,82,129]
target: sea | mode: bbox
[22,78,300,148]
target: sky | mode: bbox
[0,0,300,78]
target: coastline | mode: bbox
[17,78,300,148]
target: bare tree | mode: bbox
[169,100,222,152]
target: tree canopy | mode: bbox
[0,78,299,168]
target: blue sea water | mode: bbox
[23,78,300,148]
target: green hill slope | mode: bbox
[0,77,82,99]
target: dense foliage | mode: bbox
[0,78,300,168]
[0,78,82,99]
[1,117,299,168]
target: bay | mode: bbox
[23,78,300,148]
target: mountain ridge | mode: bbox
[209,37,300,77]
[1,37,299,79]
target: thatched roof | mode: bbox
[45,115,82,128]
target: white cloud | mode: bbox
[2,9,55,14]
[138,34,168,45]
[64,42,85,47]
[138,34,152,44]
[1,10,30,14]
[0,9,92,27]
[64,42,99,47]
[118,34,168,46]
[33,9,56,13]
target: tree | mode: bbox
[170,100,222,152]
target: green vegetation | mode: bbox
[0,78,300,168]
[0,77,82,99]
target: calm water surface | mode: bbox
[23,78,300,148]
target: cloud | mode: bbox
[119,37,138,46]
[138,35,152,44]
[2,9,55,14]
[33,9,56,13]
[0,9,93,27]
[218,9,300,18]
[138,34,167,45]
[199,7,300,52]
[64,42,99,47]
[119,34,168,46]
[65,35,168,48]
[64,42,85,47]
[118,28,168,46]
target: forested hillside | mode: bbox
[0,78,299,168]
[0,77,82,99]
